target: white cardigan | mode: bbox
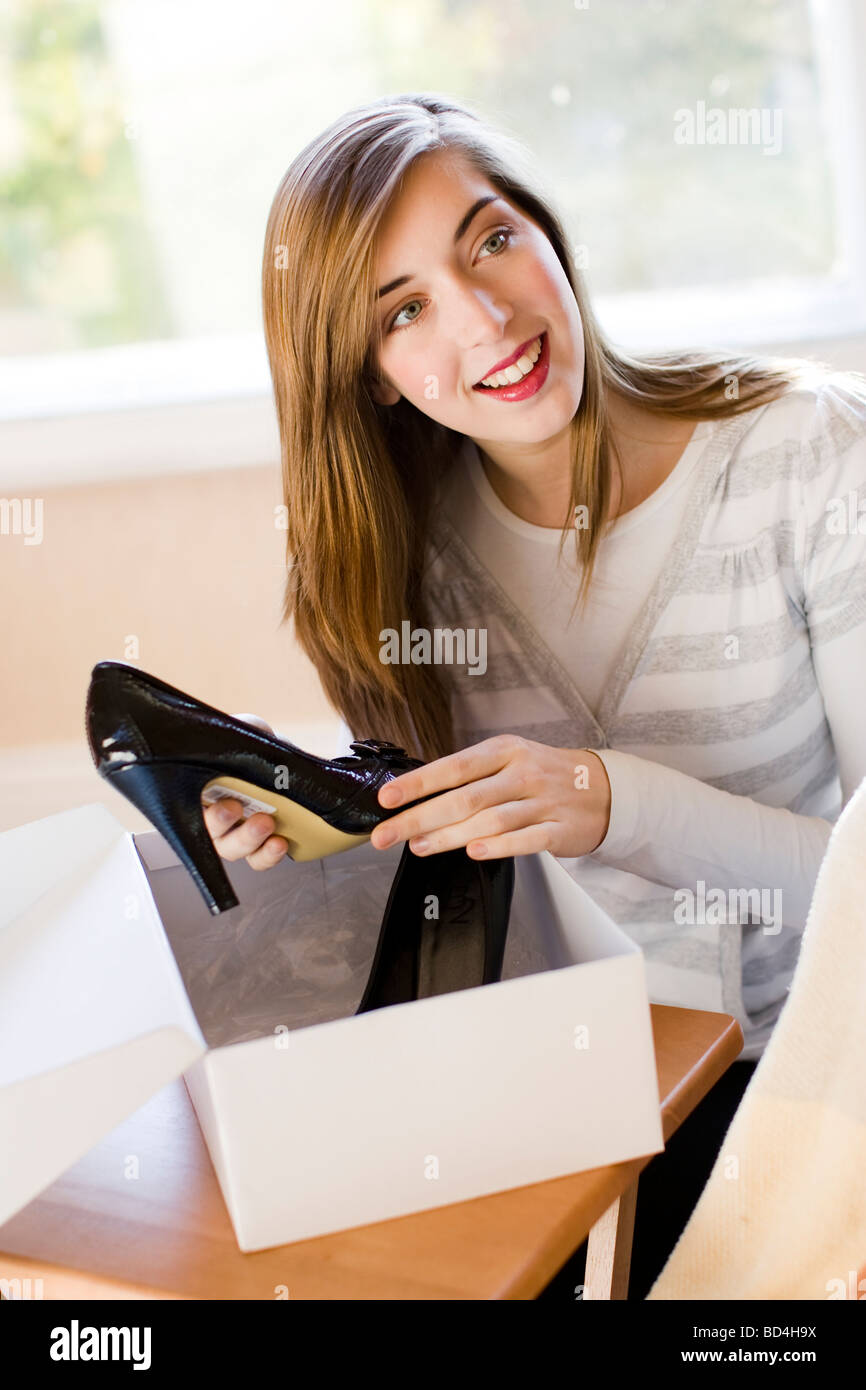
[336,376,866,1060]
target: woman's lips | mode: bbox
[476,333,542,380]
[472,331,550,402]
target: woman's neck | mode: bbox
[475,392,700,529]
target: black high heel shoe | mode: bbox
[85,659,515,1012]
[85,659,429,917]
[356,841,514,1013]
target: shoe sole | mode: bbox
[199,774,375,861]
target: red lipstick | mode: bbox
[472,331,550,403]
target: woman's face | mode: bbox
[371,148,585,449]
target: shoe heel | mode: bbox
[103,760,239,916]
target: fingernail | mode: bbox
[375,827,396,848]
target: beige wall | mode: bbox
[0,461,338,831]
[1,462,334,747]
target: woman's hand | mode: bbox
[370,734,611,860]
[200,713,290,870]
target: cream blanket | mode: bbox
[647,773,866,1301]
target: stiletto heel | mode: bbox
[104,760,239,916]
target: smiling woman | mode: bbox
[261,91,852,763]
[254,91,866,1296]
[258,85,866,1039]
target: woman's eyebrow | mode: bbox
[376,194,504,300]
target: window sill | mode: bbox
[2,292,866,490]
[0,393,281,490]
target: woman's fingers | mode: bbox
[245,830,290,870]
[201,797,289,868]
[202,796,244,844]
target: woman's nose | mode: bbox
[450,286,513,349]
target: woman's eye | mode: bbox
[480,227,513,257]
[388,225,515,332]
[390,299,424,331]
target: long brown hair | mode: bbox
[262,91,841,763]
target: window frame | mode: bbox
[2,0,865,488]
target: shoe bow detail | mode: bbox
[349,739,413,764]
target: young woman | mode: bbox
[204,92,866,1296]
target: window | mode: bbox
[2,0,864,474]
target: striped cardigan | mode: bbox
[412,379,866,1059]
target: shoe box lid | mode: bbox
[0,802,207,1229]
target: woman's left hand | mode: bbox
[370,735,611,860]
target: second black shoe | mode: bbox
[356,841,515,1012]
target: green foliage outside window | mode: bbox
[0,0,171,354]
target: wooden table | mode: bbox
[0,1004,743,1301]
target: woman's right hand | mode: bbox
[200,713,290,870]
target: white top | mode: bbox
[442,422,717,716]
